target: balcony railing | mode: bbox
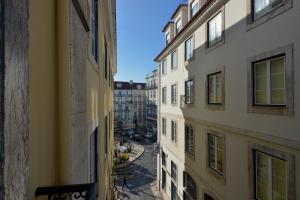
[35,183,97,200]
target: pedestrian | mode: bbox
[122,175,128,191]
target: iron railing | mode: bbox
[35,183,97,200]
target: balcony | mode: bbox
[35,183,97,200]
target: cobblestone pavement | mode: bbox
[115,140,157,200]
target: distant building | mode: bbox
[145,69,158,137]
[114,81,147,134]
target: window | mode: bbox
[162,151,166,167]
[183,172,197,200]
[175,18,182,34]
[254,151,287,200]
[171,120,177,142]
[207,72,222,104]
[104,37,108,80]
[185,80,194,104]
[185,36,193,61]
[247,0,291,29]
[171,50,177,70]
[249,143,295,200]
[104,115,108,158]
[171,161,177,181]
[190,0,199,17]
[162,169,166,190]
[171,182,177,200]
[247,44,293,115]
[162,117,166,135]
[162,59,167,75]
[162,87,167,104]
[91,0,98,62]
[166,32,170,45]
[207,12,223,48]
[253,0,283,20]
[208,133,224,175]
[253,56,285,106]
[171,84,177,104]
[90,128,99,183]
[185,125,194,155]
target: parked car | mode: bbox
[128,129,134,139]
[133,133,141,141]
[144,132,152,139]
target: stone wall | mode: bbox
[3,0,29,199]
[70,0,88,183]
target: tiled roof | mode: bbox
[114,81,146,90]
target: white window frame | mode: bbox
[165,32,170,45]
[162,87,167,104]
[253,0,284,20]
[171,84,177,104]
[171,50,178,70]
[253,55,286,106]
[207,11,223,48]
[190,0,199,17]
[162,117,166,135]
[171,120,177,142]
[207,72,222,104]
[185,79,194,104]
[171,161,177,182]
[254,151,287,200]
[185,36,194,61]
[208,133,224,175]
[185,125,194,155]
[175,17,182,34]
[162,59,167,75]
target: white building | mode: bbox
[146,69,158,138]
[155,0,300,200]
[114,81,147,134]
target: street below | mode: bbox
[115,140,157,200]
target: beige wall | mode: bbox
[28,0,116,199]
[28,0,58,199]
[158,0,300,199]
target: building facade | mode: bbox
[114,81,147,134]
[0,0,116,199]
[146,69,158,137]
[156,0,300,200]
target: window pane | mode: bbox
[271,57,285,105]
[216,74,222,103]
[272,158,286,200]
[255,62,268,104]
[217,137,223,173]
[208,75,216,103]
[208,135,216,169]
[256,152,269,200]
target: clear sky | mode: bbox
[115,0,185,83]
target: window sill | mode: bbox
[247,105,293,116]
[184,56,195,66]
[246,0,292,31]
[205,39,225,53]
[207,167,226,184]
[206,103,225,111]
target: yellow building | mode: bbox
[0,0,116,199]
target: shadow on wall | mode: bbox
[178,7,297,200]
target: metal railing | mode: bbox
[35,183,97,200]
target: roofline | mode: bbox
[170,4,188,19]
[162,21,174,32]
[154,0,214,62]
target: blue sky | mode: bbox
[115,0,185,82]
